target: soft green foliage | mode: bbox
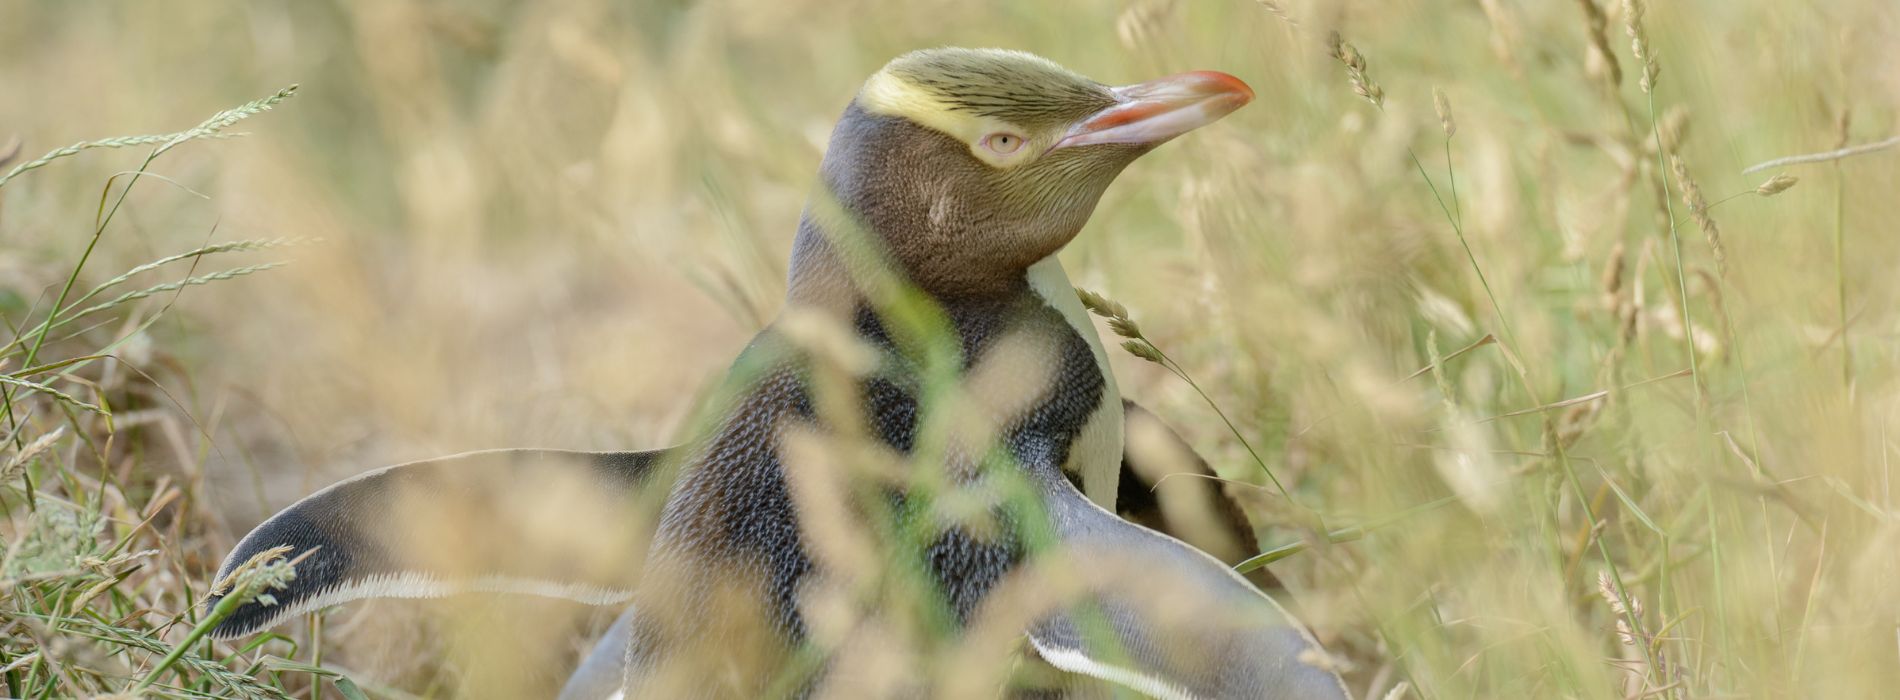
[0,86,337,697]
[4,0,1898,698]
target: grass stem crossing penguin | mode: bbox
[211,48,1347,699]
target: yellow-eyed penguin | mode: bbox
[210,48,1347,699]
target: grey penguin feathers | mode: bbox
[212,48,1349,699]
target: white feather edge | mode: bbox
[1028,636,1200,700]
[1026,255,1124,510]
[215,572,635,637]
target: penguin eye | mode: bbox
[980,132,1026,155]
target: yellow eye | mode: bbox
[981,132,1026,155]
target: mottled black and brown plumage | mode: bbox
[211,48,1345,699]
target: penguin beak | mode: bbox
[1052,71,1254,151]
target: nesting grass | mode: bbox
[0,88,358,699]
[5,0,1899,698]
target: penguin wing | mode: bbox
[1029,474,1350,700]
[208,448,670,638]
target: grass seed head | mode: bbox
[1657,105,1691,153]
[1433,87,1456,137]
[1426,329,1458,412]
[1620,0,1660,92]
[1115,0,1175,51]
[1670,155,1727,276]
[1577,0,1623,86]
[1074,287,1128,320]
[1600,240,1627,305]
[210,545,298,604]
[1756,174,1797,196]
[1254,0,1300,29]
[1121,339,1165,364]
[1328,32,1386,108]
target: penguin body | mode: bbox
[622,287,1108,695]
[211,48,1347,698]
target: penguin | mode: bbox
[210,48,1348,698]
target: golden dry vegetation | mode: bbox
[3,0,1899,697]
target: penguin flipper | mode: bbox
[208,448,670,638]
[1029,474,1350,700]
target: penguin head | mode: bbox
[797,48,1253,299]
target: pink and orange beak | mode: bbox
[1053,71,1254,151]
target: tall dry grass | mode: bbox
[4,0,1899,697]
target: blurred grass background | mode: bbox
[3,0,1898,697]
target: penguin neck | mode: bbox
[783,213,1112,370]
[783,213,874,314]
[783,212,1126,508]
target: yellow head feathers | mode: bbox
[856,48,1116,167]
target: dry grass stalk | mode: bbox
[1326,31,1386,108]
[1655,106,1690,155]
[1692,266,1733,346]
[1253,0,1300,30]
[1078,287,1161,364]
[1556,399,1602,448]
[0,135,23,168]
[1115,0,1177,51]
[1426,329,1458,412]
[0,134,185,189]
[1669,155,1727,277]
[1075,287,1128,321]
[1433,87,1456,137]
[0,86,297,189]
[1601,241,1642,348]
[1603,239,1649,355]
[1297,647,1356,674]
[1,427,64,484]
[1120,339,1165,364]
[1620,0,1661,92]
[1476,0,1527,76]
[1600,240,1627,311]
[208,545,298,602]
[1754,174,1797,196]
[1576,0,1624,86]
[1597,570,1641,641]
[1740,134,1900,174]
